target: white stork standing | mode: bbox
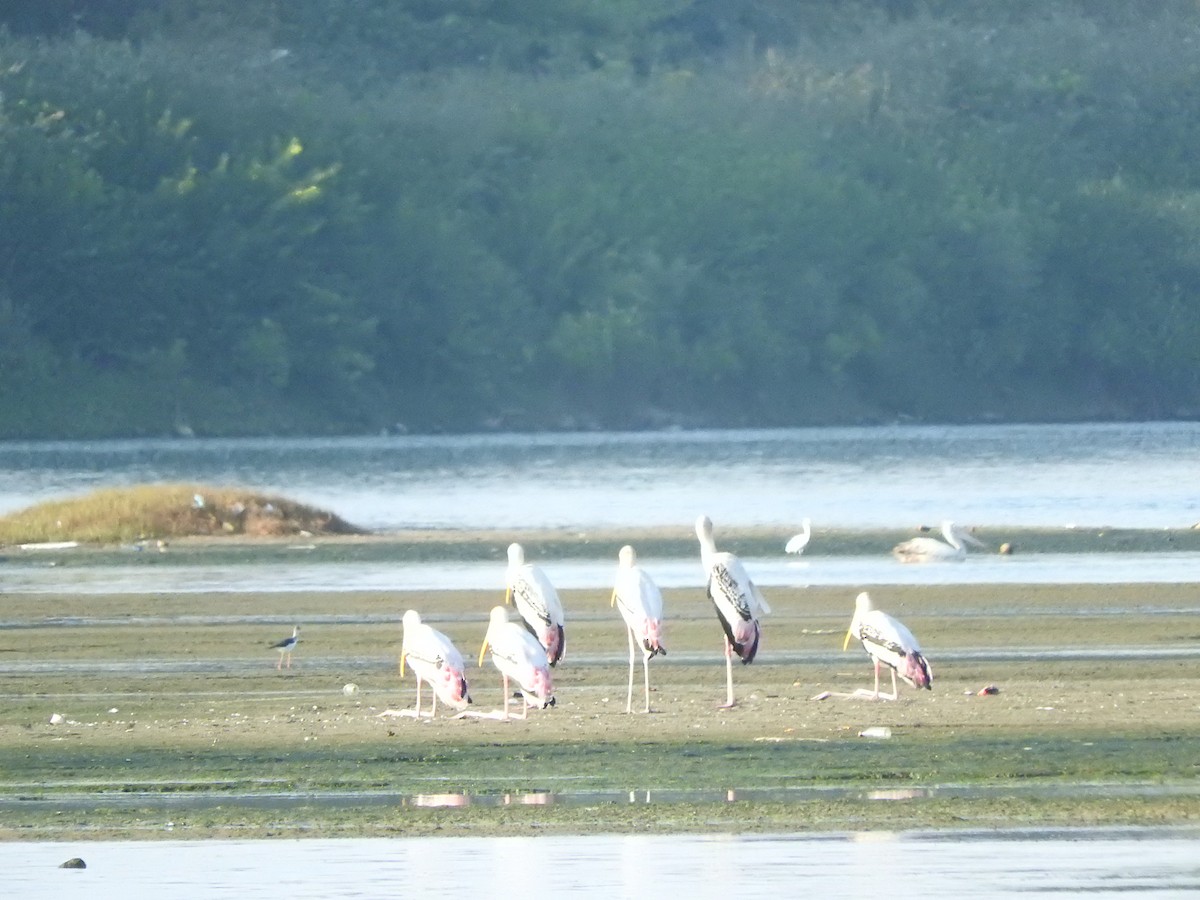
[505,542,566,666]
[784,517,812,555]
[843,591,932,700]
[473,605,555,720]
[892,519,986,563]
[270,625,300,670]
[695,514,771,709]
[611,544,667,714]
[399,609,471,717]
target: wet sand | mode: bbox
[2,543,1199,840]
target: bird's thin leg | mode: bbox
[286,651,292,670]
[718,638,737,709]
[880,668,899,702]
[625,627,637,714]
[873,658,882,699]
[276,653,282,671]
[430,690,439,718]
[642,652,652,714]
[501,674,511,720]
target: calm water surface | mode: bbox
[2,422,1198,530]
[6,829,1199,899]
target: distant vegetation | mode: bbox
[0,484,363,543]
[3,1,1200,437]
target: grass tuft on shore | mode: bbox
[0,483,365,544]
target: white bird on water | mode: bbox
[473,605,555,720]
[270,626,300,670]
[892,519,985,563]
[784,517,812,555]
[505,542,566,666]
[695,514,771,709]
[399,610,471,717]
[611,544,667,714]
[843,591,932,700]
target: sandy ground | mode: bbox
[2,563,1198,839]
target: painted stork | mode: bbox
[505,542,566,666]
[892,519,985,562]
[474,605,555,720]
[695,514,771,708]
[843,591,932,700]
[611,544,667,713]
[399,609,471,717]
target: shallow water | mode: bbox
[2,422,1199,530]
[4,550,1200,593]
[6,828,1199,899]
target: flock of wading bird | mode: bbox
[280,515,984,721]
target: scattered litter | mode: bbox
[108,707,119,713]
[977,684,1000,696]
[810,690,832,701]
[19,541,79,551]
[342,683,359,695]
[49,713,64,725]
[858,726,892,739]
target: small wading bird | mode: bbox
[399,609,471,717]
[270,626,300,670]
[784,517,812,555]
[469,605,554,720]
[843,591,932,700]
[695,514,771,709]
[892,519,986,563]
[505,542,565,666]
[611,545,667,714]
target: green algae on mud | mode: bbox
[1,580,1199,839]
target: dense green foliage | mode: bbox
[3,1,1200,436]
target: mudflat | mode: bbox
[1,535,1198,840]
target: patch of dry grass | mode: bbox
[0,483,364,544]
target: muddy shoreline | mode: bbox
[2,569,1198,841]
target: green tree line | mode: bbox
[3,1,1200,437]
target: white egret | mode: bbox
[785,517,812,555]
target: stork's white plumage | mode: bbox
[611,544,666,714]
[505,542,565,666]
[695,514,770,708]
[784,517,812,555]
[399,609,471,717]
[892,519,985,562]
[270,626,300,670]
[843,591,932,700]
[475,605,554,720]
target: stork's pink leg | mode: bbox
[625,627,637,714]
[718,637,737,709]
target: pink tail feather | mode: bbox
[904,651,933,690]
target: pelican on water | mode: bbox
[399,609,471,717]
[475,605,554,720]
[784,517,812,555]
[611,544,667,714]
[505,542,565,666]
[892,519,985,562]
[843,591,932,700]
[270,626,300,670]
[695,514,771,708]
